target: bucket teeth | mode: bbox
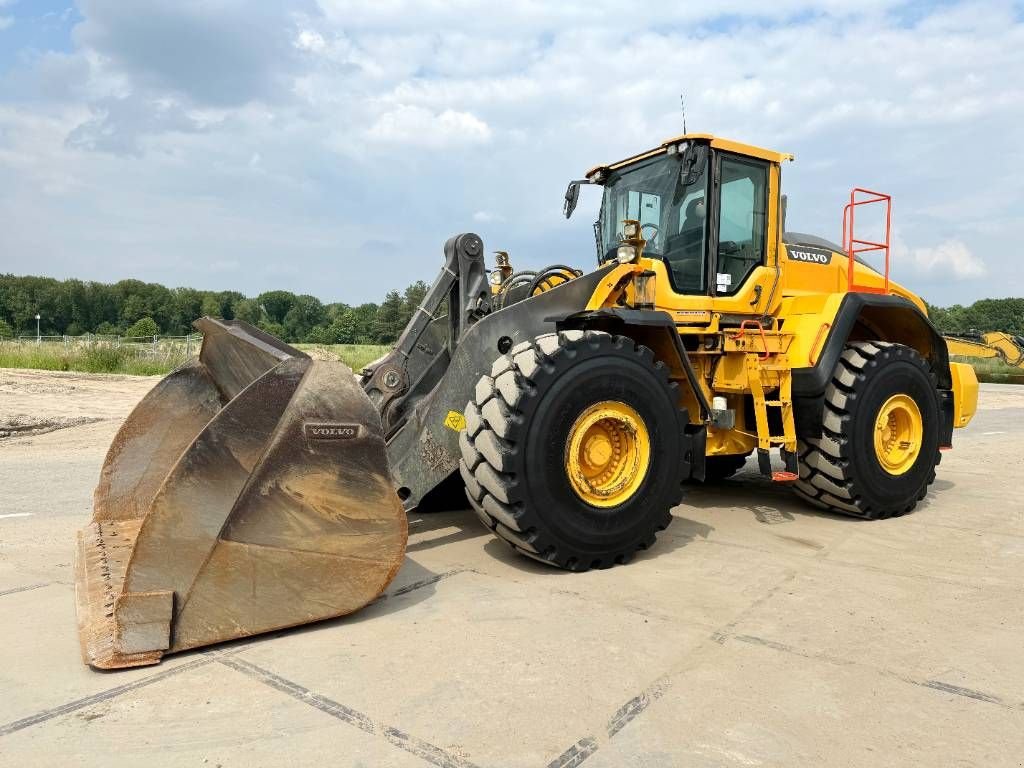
[74,318,407,669]
[76,520,167,669]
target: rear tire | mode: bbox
[794,341,941,519]
[459,330,687,571]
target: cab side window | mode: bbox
[662,164,708,294]
[716,157,768,295]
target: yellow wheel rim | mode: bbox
[873,394,923,475]
[565,401,650,507]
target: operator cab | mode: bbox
[566,135,787,297]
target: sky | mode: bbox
[0,0,1021,306]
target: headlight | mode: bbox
[488,270,503,286]
[622,221,640,239]
[616,245,637,264]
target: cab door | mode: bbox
[710,152,770,300]
[654,150,779,320]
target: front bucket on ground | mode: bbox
[74,318,407,669]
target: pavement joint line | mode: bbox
[727,633,1024,711]
[545,737,599,768]
[0,571,470,740]
[543,674,675,767]
[711,571,800,645]
[605,677,672,739]
[547,539,1020,768]
[361,568,470,610]
[0,642,256,738]
[217,655,483,768]
[701,520,1018,712]
[0,582,52,598]
[0,656,216,737]
[920,680,1011,706]
[390,568,468,597]
[544,545,1017,768]
[542,568,803,768]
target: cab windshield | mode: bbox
[599,152,709,293]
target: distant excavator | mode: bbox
[944,331,1024,373]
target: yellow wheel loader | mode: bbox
[75,133,982,669]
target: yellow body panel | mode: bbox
[585,262,643,310]
[949,362,979,428]
[705,426,757,457]
[779,244,926,313]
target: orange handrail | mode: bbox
[842,187,892,295]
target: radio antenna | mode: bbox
[680,94,687,134]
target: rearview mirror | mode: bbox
[680,144,708,186]
[563,180,582,219]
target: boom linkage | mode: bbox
[361,233,492,436]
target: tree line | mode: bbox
[0,273,1020,343]
[925,299,1024,336]
[0,274,428,345]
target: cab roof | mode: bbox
[586,134,794,179]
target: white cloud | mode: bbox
[294,29,327,54]
[904,240,987,279]
[0,0,1021,304]
[365,105,492,148]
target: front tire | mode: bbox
[794,341,941,519]
[459,330,688,571]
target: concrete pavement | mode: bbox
[1,377,1021,767]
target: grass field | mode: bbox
[294,343,390,371]
[0,340,390,377]
[0,340,1019,384]
[0,341,188,376]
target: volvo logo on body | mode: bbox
[304,423,361,440]
[786,245,833,265]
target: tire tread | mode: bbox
[794,341,940,520]
[458,330,681,570]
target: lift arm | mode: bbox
[944,332,1024,370]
